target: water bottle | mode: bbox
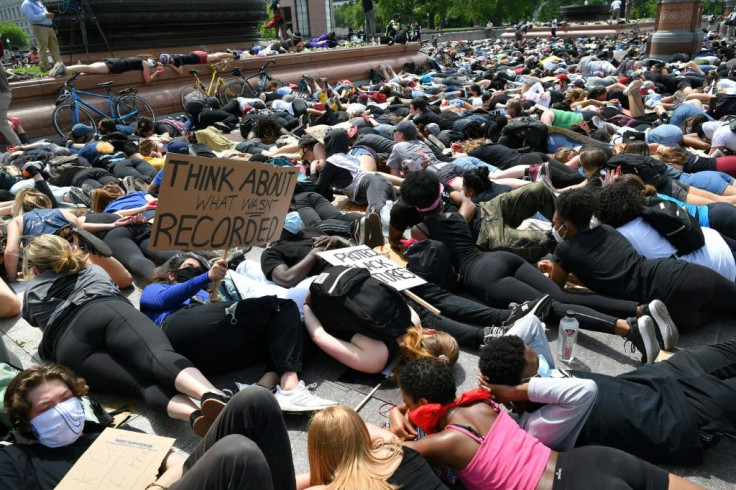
[557,310,579,362]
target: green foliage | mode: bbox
[0,23,29,49]
[334,1,365,29]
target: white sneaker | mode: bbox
[274,381,337,412]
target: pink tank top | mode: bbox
[447,409,551,490]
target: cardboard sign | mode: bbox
[56,428,175,490]
[317,245,425,291]
[149,154,299,251]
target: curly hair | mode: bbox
[4,363,89,435]
[399,171,441,210]
[399,357,456,405]
[556,188,597,230]
[463,166,491,195]
[478,335,526,386]
[596,181,645,228]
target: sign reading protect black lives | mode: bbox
[149,154,299,251]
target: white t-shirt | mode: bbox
[705,122,736,151]
[611,0,622,10]
[618,217,736,281]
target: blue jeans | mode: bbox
[678,171,734,195]
[453,156,499,172]
[507,313,556,368]
[547,133,580,152]
[646,124,683,146]
[671,103,714,129]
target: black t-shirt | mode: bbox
[413,111,458,131]
[472,183,512,203]
[260,229,329,280]
[469,144,523,170]
[683,152,717,173]
[553,225,689,304]
[0,433,98,490]
[387,447,449,489]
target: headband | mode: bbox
[415,184,444,213]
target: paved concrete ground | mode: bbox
[2,242,735,488]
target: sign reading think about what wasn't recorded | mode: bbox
[317,245,426,291]
[149,154,299,251]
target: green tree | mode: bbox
[0,23,29,49]
[334,1,364,29]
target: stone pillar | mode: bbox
[647,0,704,59]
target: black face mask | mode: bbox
[175,266,206,283]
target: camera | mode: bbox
[539,230,557,253]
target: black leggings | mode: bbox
[173,386,296,490]
[111,159,157,182]
[54,299,193,412]
[552,446,669,490]
[293,191,362,237]
[462,251,638,333]
[71,167,117,189]
[519,154,585,188]
[357,173,396,215]
[102,224,177,278]
[664,264,736,333]
[406,282,510,348]
[162,296,304,375]
[707,202,736,241]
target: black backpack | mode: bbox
[308,266,411,343]
[714,93,736,119]
[640,196,705,255]
[606,154,670,189]
[500,117,549,152]
[406,240,458,292]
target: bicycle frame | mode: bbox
[63,87,139,125]
[191,63,230,97]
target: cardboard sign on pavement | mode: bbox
[56,428,175,490]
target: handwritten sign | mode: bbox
[149,154,299,251]
[56,428,175,490]
[317,245,425,291]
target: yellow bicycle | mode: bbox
[179,60,242,111]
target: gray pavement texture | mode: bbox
[2,243,736,488]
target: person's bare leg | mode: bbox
[65,62,110,74]
[490,165,528,179]
[173,367,225,399]
[540,110,555,126]
[206,52,236,62]
[280,371,299,391]
[166,394,199,421]
[491,177,531,188]
[627,92,646,117]
[357,155,377,172]
[256,372,280,388]
[0,278,20,318]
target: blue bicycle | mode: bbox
[51,73,156,137]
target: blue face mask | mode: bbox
[523,355,551,382]
[283,212,302,234]
[30,397,85,448]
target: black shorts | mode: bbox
[552,446,669,490]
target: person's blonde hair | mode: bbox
[138,139,157,157]
[656,145,687,167]
[91,183,125,213]
[308,405,402,490]
[461,138,486,153]
[12,187,51,216]
[395,325,459,379]
[553,147,577,163]
[23,234,88,276]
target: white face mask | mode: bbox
[552,223,567,243]
[30,397,85,448]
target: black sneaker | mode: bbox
[68,187,91,207]
[502,294,552,327]
[625,316,660,364]
[642,300,678,351]
[481,325,510,347]
[363,211,384,248]
[21,161,44,178]
[213,121,232,133]
[200,392,230,420]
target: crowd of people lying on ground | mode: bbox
[2,29,736,489]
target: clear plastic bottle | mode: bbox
[557,310,579,362]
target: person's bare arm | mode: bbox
[4,217,22,282]
[449,190,477,223]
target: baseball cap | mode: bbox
[72,124,95,137]
[396,120,417,140]
[164,140,190,154]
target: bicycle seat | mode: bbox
[189,69,199,76]
[97,81,114,88]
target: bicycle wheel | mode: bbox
[180,85,200,114]
[220,79,252,104]
[116,94,155,125]
[52,103,96,137]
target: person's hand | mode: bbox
[113,215,142,227]
[537,259,554,275]
[477,374,522,403]
[208,259,228,282]
[146,200,158,210]
[388,406,418,440]
[311,235,347,252]
[609,98,620,106]
[600,168,620,187]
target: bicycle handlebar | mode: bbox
[260,59,276,72]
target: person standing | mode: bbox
[624,0,634,22]
[362,0,375,42]
[0,67,22,149]
[551,18,558,37]
[21,0,61,71]
[610,0,622,23]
